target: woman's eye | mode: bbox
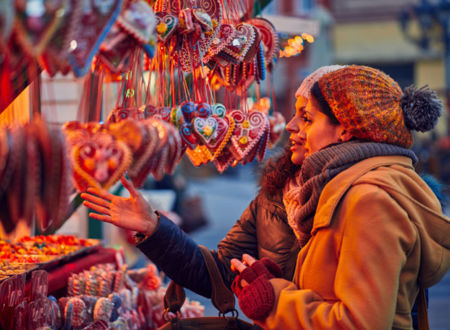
[301,116,311,123]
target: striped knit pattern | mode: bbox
[283,140,417,246]
[318,65,414,148]
[295,65,346,99]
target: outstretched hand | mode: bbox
[81,176,159,236]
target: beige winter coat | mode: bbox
[261,155,450,329]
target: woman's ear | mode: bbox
[339,129,353,142]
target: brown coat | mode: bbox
[262,156,450,329]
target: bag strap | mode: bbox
[163,246,236,315]
[198,245,236,314]
[164,280,186,314]
[417,287,429,330]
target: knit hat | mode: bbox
[295,65,346,99]
[316,65,443,148]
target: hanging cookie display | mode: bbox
[67,0,123,77]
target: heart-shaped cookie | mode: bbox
[71,132,132,191]
[204,23,236,63]
[223,23,256,63]
[180,101,197,122]
[39,0,83,77]
[192,9,213,31]
[14,0,68,57]
[142,105,172,122]
[33,118,72,232]
[67,0,122,77]
[193,116,217,145]
[155,12,178,43]
[127,122,159,187]
[268,112,286,147]
[179,0,222,72]
[196,102,212,118]
[212,103,226,118]
[210,114,234,160]
[164,122,183,174]
[117,0,156,44]
[247,17,279,64]
[179,122,198,150]
[213,145,235,173]
[98,33,136,74]
[106,106,144,123]
[229,109,268,161]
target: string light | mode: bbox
[280,33,315,58]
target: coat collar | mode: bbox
[311,155,415,234]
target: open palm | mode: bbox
[81,177,158,235]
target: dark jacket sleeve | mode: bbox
[216,195,260,288]
[136,214,213,297]
[136,194,262,297]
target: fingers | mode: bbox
[231,259,250,288]
[85,187,113,202]
[231,258,247,273]
[88,213,113,223]
[242,254,256,266]
[83,201,111,216]
[261,258,283,278]
[121,176,139,196]
[80,192,111,209]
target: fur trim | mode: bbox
[258,143,300,196]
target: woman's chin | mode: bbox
[291,153,304,166]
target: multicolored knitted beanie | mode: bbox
[295,65,346,99]
[316,65,443,148]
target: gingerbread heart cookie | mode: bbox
[117,0,156,44]
[67,0,122,77]
[155,12,178,42]
[223,23,256,63]
[72,132,132,191]
[229,109,268,161]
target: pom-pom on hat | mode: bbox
[295,65,346,99]
[316,65,443,148]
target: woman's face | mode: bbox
[286,96,307,165]
[287,95,344,159]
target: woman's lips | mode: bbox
[290,140,303,151]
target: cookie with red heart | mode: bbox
[71,132,132,192]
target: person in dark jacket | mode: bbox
[80,66,345,298]
[80,143,300,298]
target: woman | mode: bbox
[80,66,344,298]
[231,65,450,329]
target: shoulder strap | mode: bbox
[163,246,236,315]
[163,279,186,314]
[199,245,236,314]
[417,287,429,330]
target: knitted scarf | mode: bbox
[282,140,417,246]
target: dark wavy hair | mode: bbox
[311,81,340,125]
[259,143,301,195]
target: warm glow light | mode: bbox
[280,33,314,58]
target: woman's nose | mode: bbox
[286,116,299,133]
